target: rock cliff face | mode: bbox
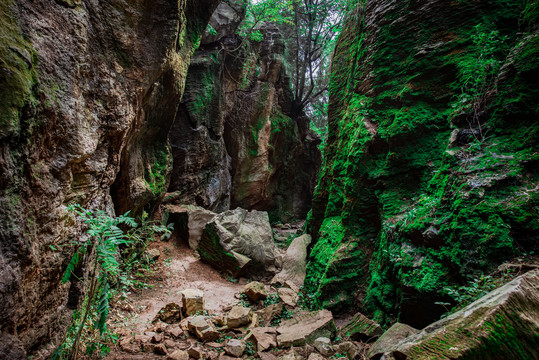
[0,0,218,356]
[306,0,539,327]
[168,6,321,221]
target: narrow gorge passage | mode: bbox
[1,0,538,359]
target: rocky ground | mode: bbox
[105,228,372,360]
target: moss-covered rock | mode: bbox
[306,0,539,328]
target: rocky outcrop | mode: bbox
[168,6,321,221]
[306,0,539,326]
[370,270,539,359]
[0,0,219,356]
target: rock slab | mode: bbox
[277,310,336,347]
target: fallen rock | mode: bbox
[154,343,168,355]
[367,323,418,359]
[187,316,220,342]
[225,339,246,357]
[187,346,204,359]
[277,310,336,347]
[272,234,311,288]
[313,337,332,357]
[167,350,190,360]
[259,353,279,360]
[182,289,205,316]
[167,325,185,339]
[119,336,140,353]
[307,353,326,360]
[243,281,268,302]
[227,306,253,329]
[167,205,217,249]
[246,327,278,351]
[374,270,539,359]
[198,208,279,276]
[154,303,182,324]
[280,350,303,360]
[256,303,283,326]
[334,341,361,360]
[278,287,299,307]
[152,333,164,343]
[146,248,161,261]
[339,312,383,342]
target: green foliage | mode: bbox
[53,205,171,359]
[238,0,293,42]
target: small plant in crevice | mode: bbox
[52,204,171,359]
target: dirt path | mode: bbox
[109,236,244,335]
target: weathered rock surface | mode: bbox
[168,17,321,221]
[278,287,299,307]
[256,304,283,327]
[166,204,217,249]
[182,289,205,316]
[226,306,253,329]
[306,0,539,325]
[272,234,311,289]
[0,0,219,356]
[225,338,246,357]
[313,337,332,357]
[276,310,336,347]
[198,208,279,276]
[243,281,268,302]
[154,303,182,324]
[168,350,190,360]
[339,312,383,342]
[372,270,539,359]
[367,323,418,359]
[186,316,220,342]
[246,327,278,351]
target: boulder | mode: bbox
[187,346,204,359]
[313,337,332,357]
[182,289,205,316]
[167,350,190,360]
[277,310,336,347]
[280,351,303,360]
[272,234,312,288]
[198,208,278,276]
[367,323,418,359]
[256,303,283,326]
[227,306,253,329]
[307,353,326,360]
[334,341,361,360]
[246,327,278,351]
[146,248,161,261]
[119,336,140,354]
[186,316,220,342]
[225,339,247,357]
[243,281,268,302]
[154,343,168,355]
[166,205,217,249]
[339,312,383,342]
[278,287,299,307]
[373,270,539,359]
[154,303,182,324]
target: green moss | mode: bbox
[0,0,38,140]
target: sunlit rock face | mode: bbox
[169,7,321,221]
[0,0,219,356]
[306,0,539,326]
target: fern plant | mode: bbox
[53,204,171,359]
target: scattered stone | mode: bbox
[243,281,268,302]
[119,336,140,353]
[206,342,224,348]
[146,248,161,261]
[207,350,220,360]
[154,302,182,324]
[307,353,326,360]
[182,289,205,316]
[187,346,204,359]
[256,303,283,326]
[339,312,383,342]
[277,310,336,347]
[279,350,303,360]
[152,333,164,343]
[313,337,332,357]
[271,234,311,289]
[225,339,246,357]
[367,323,418,359]
[167,349,189,360]
[187,316,220,341]
[334,341,360,360]
[227,306,253,329]
[154,343,168,355]
[167,325,184,339]
[374,270,539,359]
[212,314,226,327]
[259,353,279,360]
[154,320,168,333]
[246,327,278,351]
[278,287,299,307]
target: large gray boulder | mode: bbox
[166,204,216,249]
[272,234,311,289]
[197,208,279,276]
[371,270,539,359]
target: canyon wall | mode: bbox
[168,4,321,221]
[306,0,539,328]
[0,0,219,357]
